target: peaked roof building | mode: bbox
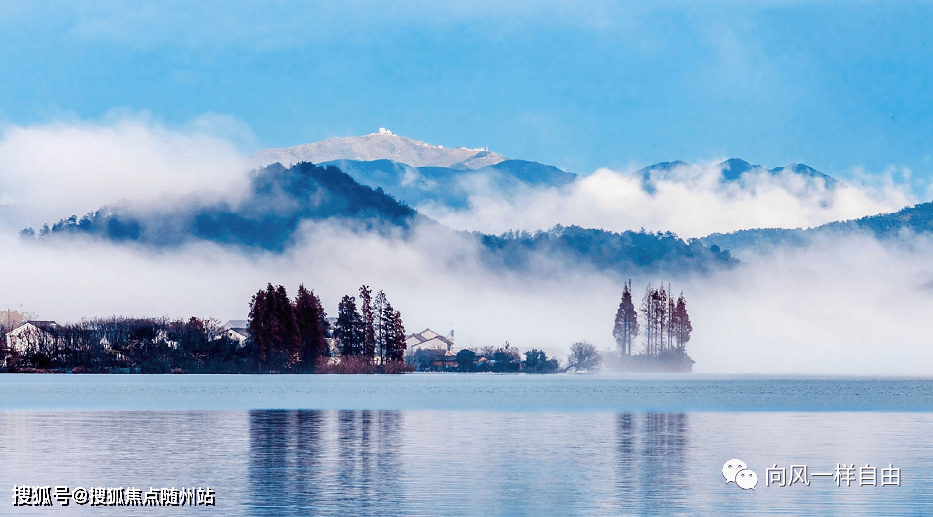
[406,328,456,355]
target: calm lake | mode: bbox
[1,374,931,515]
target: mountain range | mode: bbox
[28,164,733,276]
[252,134,843,211]
[26,131,930,275]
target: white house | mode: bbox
[6,321,61,355]
[225,328,250,347]
[406,328,456,355]
[221,320,251,348]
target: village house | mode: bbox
[225,328,251,347]
[5,321,61,356]
[405,328,455,354]
[405,328,461,370]
[222,320,251,348]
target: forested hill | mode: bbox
[26,161,736,275]
[701,200,933,253]
[25,162,421,251]
[481,226,735,275]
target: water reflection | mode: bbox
[248,410,404,516]
[616,413,690,514]
[3,408,932,516]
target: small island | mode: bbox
[607,280,695,373]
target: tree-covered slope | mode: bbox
[700,200,933,253]
[27,162,420,251]
[27,162,736,275]
[480,225,736,275]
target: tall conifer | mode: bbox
[295,284,327,371]
[359,285,375,359]
[613,280,640,356]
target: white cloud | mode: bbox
[0,113,252,229]
[422,161,916,238]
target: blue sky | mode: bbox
[2,1,932,187]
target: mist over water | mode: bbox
[1,115,931,374]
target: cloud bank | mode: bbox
[3,221,932,375]
[0,113,252,229]
[421,161,916,239]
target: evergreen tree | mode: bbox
[640,284,656,356]
[248,287,270,363]
[656,284,668,355]
[247,283,299,369]
[381,301,395,364]
[359,285,376,359]
[294,284,327,371]
[373,290,388,361]
[380,301,407,363]
[274,284,300,360]
[671,293,693,353]
[640,283,670,356]
[667,284,675,353]
[613,279,639,356]
[318,298,332,356]
[391,309,406,363]
[334,295,364,357]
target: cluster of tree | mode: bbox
[479,224,736,275]
[247,283,409,373]
[2,282,411,375]
[328,285,408,369]
[613,280,692,359]
[407,341,566,374]
[0,317,249,373]
[247,283,330,372]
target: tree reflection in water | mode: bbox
[248,409,403,516]
[616,413,690,514]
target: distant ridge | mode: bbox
[699,200,933,253]
[318,157,576,210]
[639,158,838,187]
[252,131,508,170]
[29,162,734,276]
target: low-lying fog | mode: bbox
[1,115,930,374]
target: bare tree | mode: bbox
[567,341,601,372]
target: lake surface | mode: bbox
[1,374,931,515]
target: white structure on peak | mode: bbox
[378,127,393,136]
